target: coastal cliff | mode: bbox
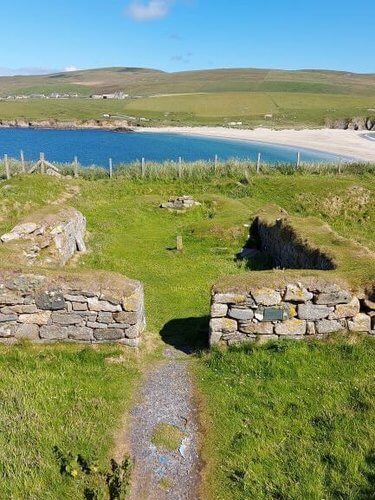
[0,118,133,131]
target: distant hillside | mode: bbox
[1,66,375,97]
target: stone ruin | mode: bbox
[1,208,86,266]
[160,196,201,211]
[0,270,145,346]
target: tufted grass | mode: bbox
[195,336,375,499]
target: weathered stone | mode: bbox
[124,325,139,339]
[97,312,114,323]
[0,313,18,322]
[6,304,38,314]
[93,329,124,341]
[213,293,246,305]
[51,313,82,325]
[315,319,345,334]
[0,323,16,337]
[35,290,65,310]
[122,287,144,312]
[87,321,108,329]
[306,322,316,335]
[298,303,333,321]
[68,327,94,341]
[64,294,89,303]
[72,302,88,311]
[227,334,251,346]
[113,311,138,325]
[211,303,228,318]
[119,337,141,348]
[251,288,282,306]
[284,284,313,303]
[0,293,23,305]
[40,325,69,340]
[209,331,222,346]
[275,319,306,336]
[347,313,371,332]
[15,324,39,340]
[87,297,121,312]
[210,318,238,334]
[1,222,40,242]
[364,299,375,311]
[255,334,278,344]
[228,307,254,321]
[329,297,360,320]
[239,321,274,335]
[315,290,352,306]
[18,311,51,325]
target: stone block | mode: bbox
[68,327,94,341]
[364,299,375,311]
[239,321,274,335]
[40,325,69,340]
[97,312,114,323]
[315,290,352,306]
[329,297,360,320]
[87,322,108,329]
[51,313,83,325]
[251,288,282,306]
[119,337,141,348]
[306,322,316,335]
[284,284,313,303]
[122,287,144,312]
[275,319,306,336]
[348,313,371,332]
[113,311,138,325]
[7,304,38,314]
[227,334,252,346]
[0,323,16,338]
[15,324,39,340]
[19,311,51,325]
[35,290,65,310]
[124,325,140,339]
[315,319,345,334]
[228,307,254,321]
[0,293,24,306]
[298,303,333,321]
[88,297,121,312]
[255,335,278,344]
[213,293,247,305]
[72,302,88,311]
[0,313,18,323]
[210,318,238,334]
[211,303,228,318]
[209,331,222,346]
[93,329,125,341]
[64,294,88,303]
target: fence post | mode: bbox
[178,156,182,178]
[338,157,342,175]
[20,150,25,173]
[296,151,301,168]
[256,152,261,173]
[214,154,218,173]
[40,153,45,174]
[4,154,10,180]
[109,158,113,178]
[141,157,145,177]
[74,156,79,178]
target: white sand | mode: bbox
[140,127,375,162]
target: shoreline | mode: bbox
[140,126,375,162]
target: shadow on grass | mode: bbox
[160,316,210,354]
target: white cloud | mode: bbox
[125,0,174,21]
[64,66,79,72]
[0,67,58,76]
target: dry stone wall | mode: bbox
[210,280,375,347]
[0,271,145,347]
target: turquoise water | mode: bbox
[0,127,344,166]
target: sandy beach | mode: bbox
[141,127,375,162]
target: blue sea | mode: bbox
[0,127,344,166]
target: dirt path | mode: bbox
[129,348,200,499]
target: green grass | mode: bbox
[0,343,139,498]
[195,337,375,499]
[151,423,185,451]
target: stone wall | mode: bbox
[0,270,145,347]
[210,279,375,347]
[255,217,335,270]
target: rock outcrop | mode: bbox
[160,196,201,211]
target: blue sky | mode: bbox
[1,0,374,75]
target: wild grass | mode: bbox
[195,336,375,499]
[0,343,139,498]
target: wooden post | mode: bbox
[176,235,183,252]
[20,150,25,173]
[40,153,45,174]
[141,157,145,177]
[4,154,10,180]
[296,151,301,168]
[256,152,261,173]
[74,156,79,178]
[109,158,113,178]
[178,156,182,178]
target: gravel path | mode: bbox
[129,348,200,499]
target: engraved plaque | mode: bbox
[263,307,284,321]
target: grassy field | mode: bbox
[0,66,374,128]
[0,169,374,497]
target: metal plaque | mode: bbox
[263,307,284,321]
